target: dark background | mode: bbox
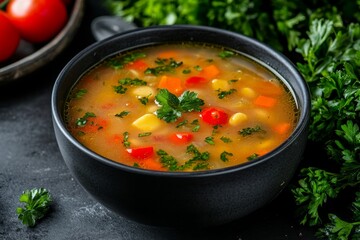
[0,1,317,239]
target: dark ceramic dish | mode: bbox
[51,25,310,227]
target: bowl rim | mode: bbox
[51,24,311,178]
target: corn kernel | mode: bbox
[132,114,162,131]
[132,86,155,99]
[229,112,248,126]
[211,79,230,91]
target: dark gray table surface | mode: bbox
[0,2,317,239]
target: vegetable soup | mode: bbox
[65,43,299,172]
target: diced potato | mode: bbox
[211,79,230,91]
[132,86,155,99]
[240,87,256,99]
[254,109,270,121]
[229,112,248,126]
[132,113,162,131]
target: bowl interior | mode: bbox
[52,25,310,174]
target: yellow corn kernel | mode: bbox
[132,114,162,131]
[211,79,230,91]
[132,86,155,99]
[240,87,256,99]
[229,112,248,126]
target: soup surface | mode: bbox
[65,43,298,172]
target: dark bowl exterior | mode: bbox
[52,25,310,227]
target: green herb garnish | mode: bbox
[74,89,87,99]
[145,58,183,75]
[76,112,96,127]
[122,131,130,147]
[138,132,152,137]
[155,89,204,123]
[16,188,52,227]
[220,136,232,143]
[205,136,215,145]
[247,153,259,161]
[114,78,147,94]
[220,151,233,162]
[108,52,146,69]
[115,111,130,118]
[238,125,265,136]
[217,88,237,99]
[218,50,235,59]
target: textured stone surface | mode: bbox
[0,2,315,239]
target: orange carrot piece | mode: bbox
[139,158,164,171]
[158,75,184,96]
[201,64,220,79]
[157,51,178,59]
[254,95,277,108]
[273,122,291,135]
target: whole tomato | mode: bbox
[6,0,68,43]
[0,11,20,62]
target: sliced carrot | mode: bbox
[158,75,184,96]
[157,51,178,59]
[136,158,164,171]
[200,64,220,79]
[126,59,148,71]
[273,122,291,135]
[254,95,277,108]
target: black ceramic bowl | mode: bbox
[51,25,310,227]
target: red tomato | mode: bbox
[169,132,193,144]
[200,107,229,125]
[126,146,154,159]
[0,11,20,62]
[6,0,68,43]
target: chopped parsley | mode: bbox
[220,136,232,143]
[194,65,202,71]
[138,95,151,105]
[138,132,152,137]
[205,136,215,145]
[73,89,87,99]
[182,69,191,74]
[220,151,233,162]
[122,131,130,147]
[114,78,147,94]
[108,52,146,69]
[76,112,96,127]
[218,50,235,59]
[115,111,130,118]
[217,88,237,99]
[155,89,204,123]
[238,125,265,136]
[157,144,210,171]
[247,153,259,161]
[145,58,183,76]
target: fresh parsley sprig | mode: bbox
[16,188,52,227]
[155,89,204,123]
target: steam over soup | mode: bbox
[65,43,299,172]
